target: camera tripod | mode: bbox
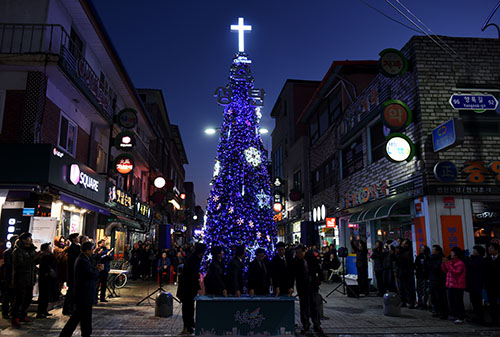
[326,256,359,299]
[137,271,180,306]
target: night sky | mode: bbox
[91,0,498,207]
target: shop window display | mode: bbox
[472,201,500,247]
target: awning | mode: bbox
[348,201,411,223]
[60,193,110,215]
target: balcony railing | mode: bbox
[0,23,115,120]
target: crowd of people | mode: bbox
[352,236,500,326]
[0,232,113,335]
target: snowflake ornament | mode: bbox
[212,195,219,202]
[244,147,261,167]
[257,231,262,239]
[248,220,254,228]
[236,218,244,225]
[228,206,234,214]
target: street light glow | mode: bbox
[204,128,217,135]
[259,128,269,134]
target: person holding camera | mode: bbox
[60,242,104,337]
[95,240,113,303]
[351,235,369,296]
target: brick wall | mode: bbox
[0,90,24,143]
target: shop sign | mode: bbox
[108,186,133,209]
[444,197,455,209]
[273,177,282,187]
[433,161,458,183]
[414,217,426,250]
[432,118,464,152]
[378,48,409,77]
[114,130,135,151]
[342,180,389,209]
[476,211,498,219]
[114,154,135,175]
[68,164,100,192]
[381,100,412,131]
[441,215,464,257]
[464,161,500,183]
[431,185,500,195]
[385,133,415,163]
[77,58,114,114]
[117,108,138,129]
[326,218,336,228]
[348,223,358,229]
[136,202,151,219]
[52,147,64,158]
[449,93,498,111]
[273,212,282,223]
[341,88,378,136]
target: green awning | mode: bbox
[349,210,367,223]
[349,201,411,223]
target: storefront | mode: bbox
[472,200,500,247]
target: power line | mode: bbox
[358,0,421,33]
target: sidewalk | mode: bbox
[0,280,499,336]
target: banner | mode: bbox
[29,217,58,250]
[440,215,464,257]
[414,216,427,250]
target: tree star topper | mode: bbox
[231,17,252,52]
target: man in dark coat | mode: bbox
[466,245,485,323]
[225,245,245,297]
[351,236,369,296]
[36,243,59,318]
[95,239,113,302]
[248,248,270,296]
[370,240,386,296]
[484,242,500,326]
[290,245,323,335]
[1,235,17,319]
[427,245,448,319]
[60,241,103,337]
[270,242,293,297]
[177,242,207,334]
[204,246,227,296]
[63,233,80,315]
[11,232,37,328]
[396,239,416,308]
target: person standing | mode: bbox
[248,248,270,296]
[415,245,430,309]
[397,239,416,308]
[204,246,227,296]
[226,245,245,297]
[35,243,59,318]
[441,246,466,324]
[370,240,386,296]
[53,236,67,293]
[428,245,448,319]
[1,235,17,319]
[270,242,292,297]
[60,242,103,337]
[11,232,37,328]
[176,243,207,335]
[466,245,485,324]
[63,233,80,315]
[351,236,369,296]
[290,245,323,335]
[484,242,500,326]
[95,240,112,303]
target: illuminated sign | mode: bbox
[432,118,464,152]
[230,17,252,52]
[153,177,166,189]
[326,218,336,228]
[108,186,133,208]
[379,48,408,77]
[52,147,64,158]
[385,133,415,162]
[136,202,151,218]
[114,130,135,151]
[341,181,389,209]
[381,100,412,131]
[114,154,135,175]
[68,164,100,192]
[273,202,283,213]
[117,108,138,129]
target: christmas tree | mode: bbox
[202,18,276,266]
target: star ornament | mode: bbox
[244,147,261,167]
[236,218,244,225]
[212,195,219,202]
[256,190,271,209]
[228,206,234,214]
[248,220,254,228]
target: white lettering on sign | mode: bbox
[79,172,99,192]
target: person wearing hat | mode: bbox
[177,242,207,335]
[11,232,37,328]
[248,248,271,296]
[35,242,59,318]
[63,233,80,316]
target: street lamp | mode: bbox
[259,128,269,134]
[204,128,218,135]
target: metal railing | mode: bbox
[0,23,66,55]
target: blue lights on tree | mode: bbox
[203,47,276,267]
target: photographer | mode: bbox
[95,240,113,303]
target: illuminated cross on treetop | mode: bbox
[231,17,252,52]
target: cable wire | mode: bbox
[358,0,421,33]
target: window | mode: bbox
[69,27,83,59]
[342,136,364,179]
[58,112,77,156]
[293,170,302,192]
[459,110,500,136]
[369,119,386,163]
[0,89,5,133]
[96,145,107,173]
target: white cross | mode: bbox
[231,17,252,52]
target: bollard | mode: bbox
[383,292,401,317]
[155,292,173,317]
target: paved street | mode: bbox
[1,281,499,336]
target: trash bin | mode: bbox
[383,292,401,317]
[155,292,173,317]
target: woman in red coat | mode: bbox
[441,247,466,324]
